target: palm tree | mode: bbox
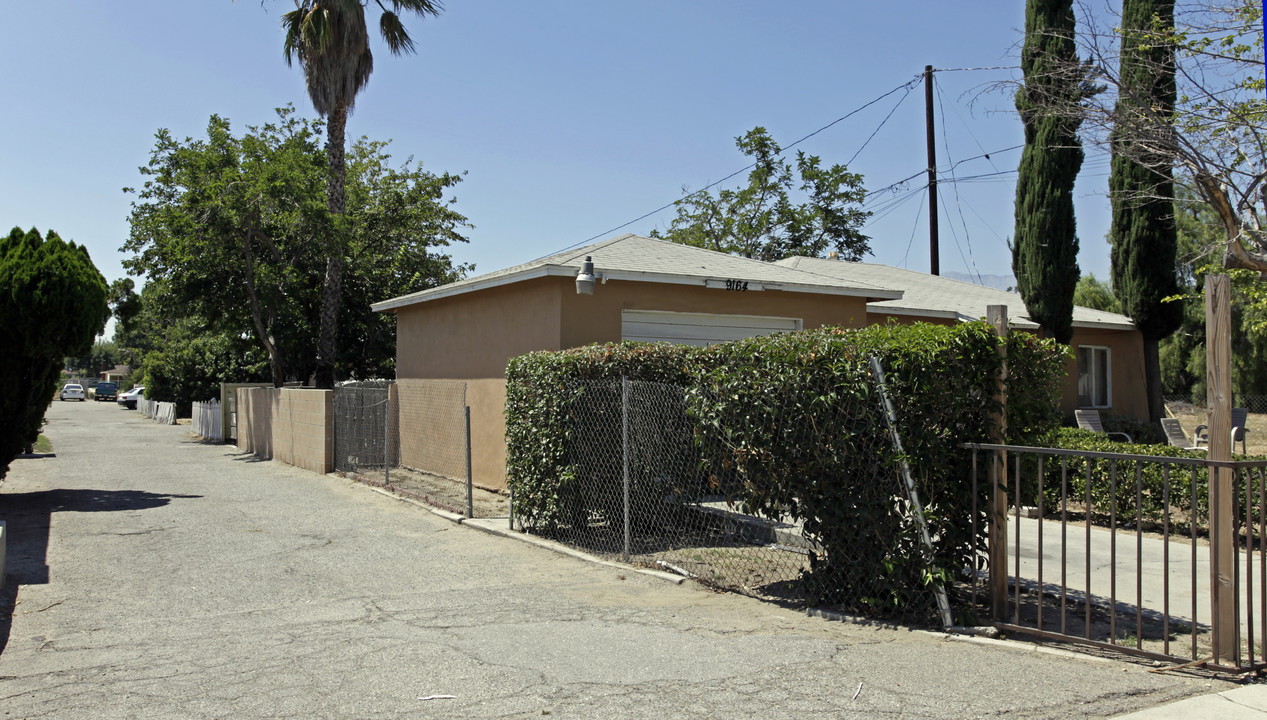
[282,0,443,388]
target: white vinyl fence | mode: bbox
[137,396,178,425]
[192,399,223,442]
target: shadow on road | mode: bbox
[0,488,201,656]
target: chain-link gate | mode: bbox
[333,382,391,475]
[333,380,508,518]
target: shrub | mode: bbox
[505,322,1068,619]
[1030,427,1208,527]
[505,343,709,533]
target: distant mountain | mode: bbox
[942,271,1016,292]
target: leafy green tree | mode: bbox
[0,227,108,477]
[650,127,871,262]
[107,277,145,365]
[124,108,470,389]
[140,318,269,417]
[1110,0,1184,422]
[1160,191,1267,400]
[281,0,444,388]
[1011,0,1089,345]
[1072,273,1121,313]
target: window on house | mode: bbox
[1077,346,1111,408]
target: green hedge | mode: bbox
[505,342,709,533]
[1030,427,1211,529]
[505,322,1068,618]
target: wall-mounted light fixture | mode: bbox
[576,256,603,295]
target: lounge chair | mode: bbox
[1075,409,1132,443]
[1161,417,1205,451]
[1195,407,1251,455]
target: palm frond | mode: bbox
[390,0,445,16]
[379,11,415,55]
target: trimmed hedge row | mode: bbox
[505,322,1068,618]
[1029,427,1212,529]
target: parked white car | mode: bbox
[60,383,86,401]
[117,386,145,410]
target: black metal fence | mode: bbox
[966,442,1267,672]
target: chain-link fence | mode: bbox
[1166,393,1267,414]
[333,380,509,518]
[519,372,955,625]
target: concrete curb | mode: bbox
[460,518,686,585]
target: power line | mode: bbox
[547,75,926,256]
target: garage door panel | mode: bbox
[621,310,800,346]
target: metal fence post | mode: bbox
[622,376,631,564]
[384,386,391,487]
[465,405,474,519]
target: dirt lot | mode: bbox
[1165,403,1265,455]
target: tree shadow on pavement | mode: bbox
[0,488,202,657]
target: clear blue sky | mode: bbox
[1,1,1118,307]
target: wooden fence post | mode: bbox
[987,305,1009,620]
[1206,275,1237,665]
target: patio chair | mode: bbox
[1195,407,1251,455]
[1075,409,1133,443]
[1160,417,1205,451]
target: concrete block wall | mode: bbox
[236,387,279,458]
[271,388,333,474]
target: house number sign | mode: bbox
[705,279,764,292]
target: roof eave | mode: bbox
[374,265,901,311]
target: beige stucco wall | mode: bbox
[557,278,870,347]
[395,277,564,380]
[1064,327,1148,421]
[390,275,870,490]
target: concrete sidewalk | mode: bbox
[1112,683,1267,719]
[0,400,1242,718]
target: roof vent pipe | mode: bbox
[827,251,840,260]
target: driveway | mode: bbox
[0,400,1227,718]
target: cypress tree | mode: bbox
[1012,0,1085,345]
[1110,0,1182,423]
[0,227,109,477]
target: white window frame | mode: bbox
[1076,345,1112,409]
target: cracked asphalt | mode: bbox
[0,400,1232,718]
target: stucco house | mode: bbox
[776,256,1147,420]
[372,234,902,489]
[375,234,1146,489]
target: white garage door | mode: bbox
[620,310,802,346]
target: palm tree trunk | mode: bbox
[315,102,349,389]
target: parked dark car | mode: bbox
[94,381,118,402]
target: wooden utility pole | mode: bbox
[987,304,1008,619]
[925,65,940,276]
[1206,275,1237,665]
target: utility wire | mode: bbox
[936,77,984,284]
[547,74,925,256]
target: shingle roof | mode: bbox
[372,234,902,311]
[775,256,1135,331]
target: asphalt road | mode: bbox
[0,399,1233,718]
